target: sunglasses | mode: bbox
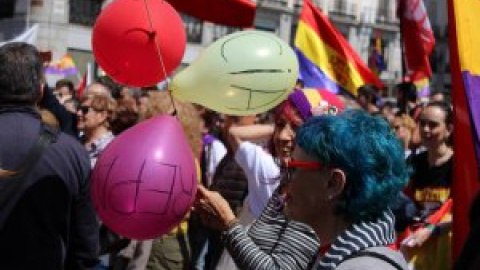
[77,105,92,115]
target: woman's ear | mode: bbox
[327,168,346,200]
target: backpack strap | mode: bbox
[0,124,58,228]
[340,250,404,270]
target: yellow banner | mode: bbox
[453,0,480,75]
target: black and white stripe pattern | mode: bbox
[316,210,396,270]
[222,189,320,270]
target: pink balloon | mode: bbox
[90,115,197,240]
[92,0,186,87]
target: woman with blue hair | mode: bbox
[195,88,344,270]
[283,110,410,269]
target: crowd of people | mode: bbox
[0,42,477,270]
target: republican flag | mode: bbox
[413,77,431,98]
[368,37,386,76]
[45,55,78,76]
[397,0,435,82]
[166,0,255,27]
[447,0,480,260]
[294,0,383,96]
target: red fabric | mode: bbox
[398,199,452,249]
[166,0,256,27]
[387,243,398,251]
[299,0,383,89]
[76,73,87,98]
[397,0,435,81]
[425,199,452,225]
[447,0,480,260]
[318,244,331,256]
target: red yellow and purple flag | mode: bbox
[294,0,382,96]
[447,0,480,260]
[45,55,78,76]
[368,36,386,76]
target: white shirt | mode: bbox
[235,141,280,218]
[204,139,227,187]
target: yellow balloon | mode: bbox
[170,30,299,115]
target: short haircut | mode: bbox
[297,110,409,221]
[396,82,417,102]
[55,79,75,95]
[357,84,379,105]
[81,94,117,128]
[0,42,43,105]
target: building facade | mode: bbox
[424,0,450,93]
[1,0,413,91]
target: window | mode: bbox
[0,0,15,19]
[330,0,355,17]
[181,14,203,43]
[69,0,103,26]
[376,0,388,22]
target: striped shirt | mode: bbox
[317,210,402,270]
[221,188,320,270]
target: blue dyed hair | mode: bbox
[296,110,409,221]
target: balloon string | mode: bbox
[142,0,178,116]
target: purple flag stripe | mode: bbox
[418,86,431,98]
[461,70,480,167]
[44,67,78,76]
[295,49,343,94]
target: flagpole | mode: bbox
[398,4,406,81]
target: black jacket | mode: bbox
[41,84,79,138]
[0,106,99,270]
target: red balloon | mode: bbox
[92,0,186,87]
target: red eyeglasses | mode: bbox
[282,159,324,182]
[286,160,323,169]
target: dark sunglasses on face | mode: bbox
[78,105,92,115]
